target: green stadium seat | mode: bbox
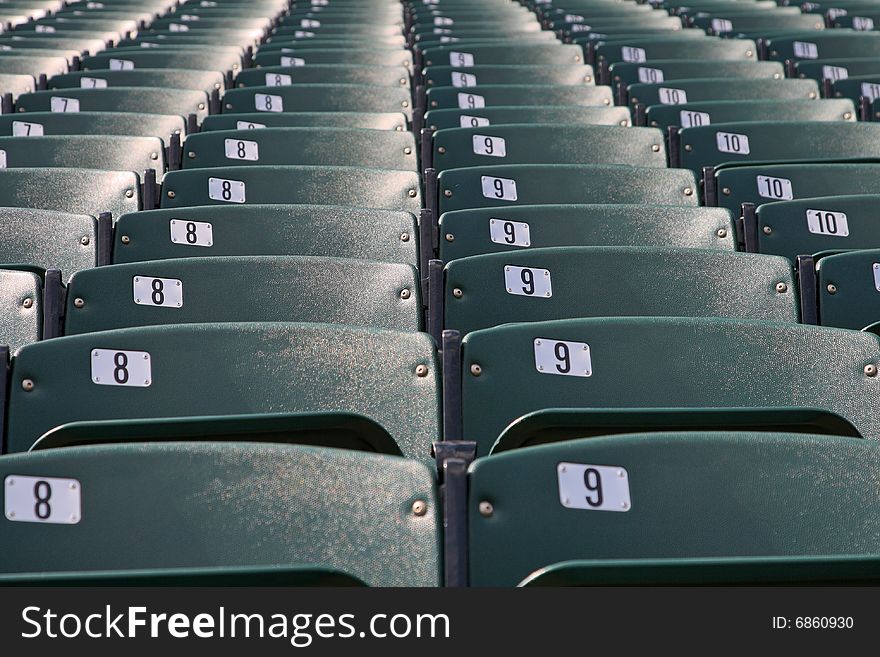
[425,85,613,109]
[817,249,880,330]
[252,48,413,69]
[6,322,440,458]
[161,166,422,214]
[236,64,411,89]
[183,128,416,170]
[0,442,439,586]
[678,121,880,174]
[423,65,595,88]
[609,59,783,90]
[794,58,880,82]
[0,208,98,273]
[420,43,585,67]
[0,135,165,172]
[81,50,243,74]
[645,98,855,131]
[594,37,758,68]
[430,125,665,171]
[0,54,67,79]
[15,88,210,123]
[438,205,735,261]
[201,111,408,131]
[112,205,418,266]
[266,35,408,49]
[0,112,186,140]
[0,74,35,99]
[765,31,880,62]
[0,168,140,218]
[629,78,818,110]
[63,256,421,334]
[436,165,699,213]
[691,11,824,33]
[221,84,413,121]
[442,247,797,335]
[48,69,225,93]
[458,316,880,454]
[0,268,42,351]
[468,432,880,586]
[424,105,631,129]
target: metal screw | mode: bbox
[746,50,753,57]
[188,151,196,159]
[400,232,410,242]
[652,144,661,152]
[412,500,427,516]
[684,187,693,196]
[445,233,454,242]
[431,101,437,107]
[80,236,90,246]
[684,144,692,151]
[443,190,452,197]
[407,189,417,198]
[452,288,463,298]
[437,146,446,154]
[400,288,411,299]
[603,98,610,105]
[716,228,727,238]
[74,297,85,308]
[167,191,176,199]
[198,102,206,110]
[479,501,493,517]
[844,112,853,120]
[763,226,772,235]
[866,364,877,377]
[619,120,628,126]
[402,101,409,108]
[470,363,482,376]
[400,78,407,85]
[809,92,817,99]
[722,187,731,195]
[121,235,131,245]
[773,73,781,79]
[415,364,428,377]
[404,147,412,155]
[21,379,33,392]
[575,55,581,62]
[827,284,837,295]
[226,103,232,110]
[150,152,158,160]
[775,283,788,293]
[585,75,592,83]
[125,189,134,198]
[22,298,32,309]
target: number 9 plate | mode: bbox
[557,463,631,512]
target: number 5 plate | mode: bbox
[557,463,631,512]
[5,475,81,524]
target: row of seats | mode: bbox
[3,0,880,589]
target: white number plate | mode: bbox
[822,65,848,81]
[35,25,55,33]
[301,18,320,27]
[680,110,710,127]
[481,175,517,201]
[793,41,818,59]
[109,58,134,70]
[711,18,733,32]
[715,131,750,154]
[0,149,7,168]
[621,46,646,63]
[236,120,265,130]
[452,72,477,87]
[169,22,189,31]
[806,209,849,237]
[504,265,551,297]
[853,16,874,30]
[224,138,259,161]
[874,263,880,291]
[658,87,687,105]
[434,16,453,25]
[862,82,880,101]
[637,67,664,83]
[827,7,846,18]
[489,218,530,247]
[458,92,485,109]
[208,177,246,203]
[280,56,305,67]
[565,14,584,22]
[170,219,213,247]
[5,475,81,524]
[80,76,107,88]
[133,276,183,308]
[254,93,282,112]
[293,31,315,38]
[50,97,79,113]
[91,348,152,387]
[449,51,474,67]
[756,175,793,200]
[557,463,631,512]
[266,73,292,86]
[534,338,591,377]
[460,114,489,127]
[472,134,506,157]
[12,121,42,136]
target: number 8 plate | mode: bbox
[91,348,152,387]
[557,463,631,512]
[5,475,82,524]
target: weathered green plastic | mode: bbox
[0,54,67,78]
[6,322,440,458]
[610,60,783,88]
[252,49,413,69]
[437,164,699,212]
[426,84,613,110]
[48,69,226,93]
[439,204,735,260]
[645,98,855,131]
[423,64,595,88]
[81,50,243,74]
[445,247,797,334]
[817,249,880,330]
[0,135,165,172]
[64,256,421,333]
[161,166,421,213]
[765,31,880,61]
[469,432,880,586]
[0,268,41,351]
[425,105,630,130]
[596,37,757,65]
[0,168,140,218]
[629,77,818,108]
[201,111,407,132]
[236,64,410,89]
[113,205,417,265]
[0,74,34,99]
[460,317,880,454]
[0,208,96,274]
[184,128,417,170]
[221,84,413,120]
[795,58,880,82]
[15,88,210,122]
[692,11,824,32]
[0,111,186,139]
[433,125,665,171]
[0,442,439,586]
[421,43,584,67]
